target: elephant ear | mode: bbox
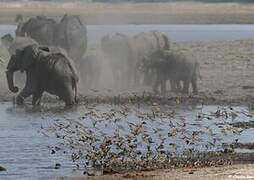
[20,45,38,71]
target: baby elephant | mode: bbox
[6,44,79,107]
[144,50,200,95]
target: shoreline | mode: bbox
[62,164,254,180]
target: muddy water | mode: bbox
[0,102,253,179]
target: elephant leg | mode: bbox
[191,78,198,95]
[182,79,190,94]
[153,77,160,94]
[161,79,166,96]
[128,68,133,87]
[32,90,44,106]
[176,80,182,92]
[15,87,33,105]
[144,70,153,86]
[112,70,119,90]
[125,68,132,89]
[143,70,149,86]
[62,85,75,107]
[134,70,140,87]
[170,79,177,92]
[14,70,39,105]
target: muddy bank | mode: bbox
[63,164,254,180]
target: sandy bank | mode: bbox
[1,2,254,24]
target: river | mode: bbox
[2,24,254,44]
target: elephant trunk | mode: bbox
[6,70,19,93]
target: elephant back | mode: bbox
[132,31,170,57]
[101,33,131,61]
[56,14,87,60]
[16,16,57,46]
[40,49,79,83]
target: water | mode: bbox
[0,102,253,179]
[0,103,83,180]
[3,24,254,45]
[1,24,254,179]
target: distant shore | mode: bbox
[1,2,254,24]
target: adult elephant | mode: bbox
[6,44,78,107]
[16,16,57,45]
[16,14,87,62]
[101,31,170,89]
[101,33,132,90]
[131,31,170,86]
[55,14,87,61]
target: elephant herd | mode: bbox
[1,14,201,107]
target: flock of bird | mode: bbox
[40,103,253,174]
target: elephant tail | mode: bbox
[69,63,78,104]
[72,77,78,103]
[162,34,170,50]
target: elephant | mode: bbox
[131,31,170,86]
[16,15,57,45]
[6,44,79,107]
[1,34,39,88]
[143,50,200,96]
[54,14,87,61]
[76,55,101,90]
[15,14,87,62]
[100,31,169,90]
[1,34,38,55]
[101,33,132,90]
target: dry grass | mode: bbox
[1,2,254,24]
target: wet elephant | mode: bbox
[1,34,39,88]
[6,44,78,107]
